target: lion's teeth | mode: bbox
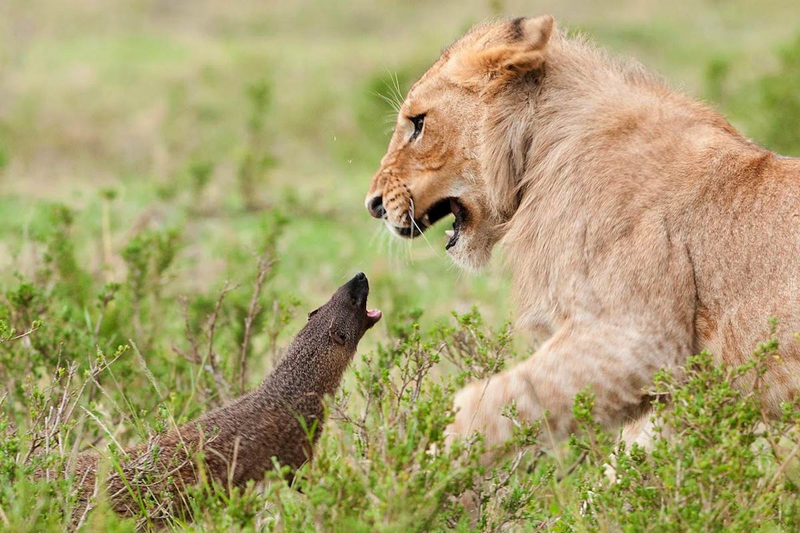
[422,213,430,225]
[445,230,455,238]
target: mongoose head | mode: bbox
[303,272,382,353]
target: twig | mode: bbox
[80,407,125,453]
[239,253,273,393]
[74,475,99,531]
[557,450,588,481]
[202,281,237,402]
[229,435,242,493]
[23,356,73,464]
[130,340,164,400]
[176,296,201,364]
[207,280,235,377]
[0,322,42,345]
[55,348,128,469]
[766,439,800,492]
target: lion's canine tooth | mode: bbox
[422,213,430,225]
[445,230,455,238]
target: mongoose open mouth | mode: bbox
[345,272,382,329]
[366,308,382,328]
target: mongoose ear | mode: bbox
[448,15,554,90]
[329,320,346,346]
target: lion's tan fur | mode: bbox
[366,16,800,455]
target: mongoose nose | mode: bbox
[346,272,369,302]
[367,196,385,219]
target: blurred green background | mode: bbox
[1,0,799,342]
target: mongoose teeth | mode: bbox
[445,230,455,238]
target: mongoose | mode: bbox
[60,272,381,525]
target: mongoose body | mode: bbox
[63,273,381,524]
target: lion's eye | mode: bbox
[409,114,425,141]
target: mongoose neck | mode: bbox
[258,335,355,404]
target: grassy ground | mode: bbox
[2,0,800,531]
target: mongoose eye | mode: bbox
[308,308,320,321]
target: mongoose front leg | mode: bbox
[446,323,680,460]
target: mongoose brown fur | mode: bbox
[56,273,381,526]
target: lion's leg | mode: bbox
[604,410,664,481]
[620,411,664,451]
[447,324,669,460]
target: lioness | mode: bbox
[365,15,800,456]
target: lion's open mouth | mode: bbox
[392,197,467,250]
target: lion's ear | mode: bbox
[448,15,554,89]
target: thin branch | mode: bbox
[202,281,237,402]
[766,439,800,493]
[207,280,236,377]
[239,254,273,393]
[557,450,588,481]
[80,407,125,453]
[0,322,41,345]
[130,340,164,400]
[176,296,201,364]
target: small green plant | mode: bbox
[120,227,181,350]
[32,204,93,306]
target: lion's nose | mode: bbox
[367,196,386,219]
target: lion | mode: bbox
[364,15,800,458]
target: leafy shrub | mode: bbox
[5,231,800,532]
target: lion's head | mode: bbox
[365,15,555,270]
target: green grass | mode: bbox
[2,0,800,530]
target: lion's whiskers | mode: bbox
[375,91,401,114]
[408,199,435,254]
[369,223,389,253]
[387,70,405,111]
[375,221,413,267]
